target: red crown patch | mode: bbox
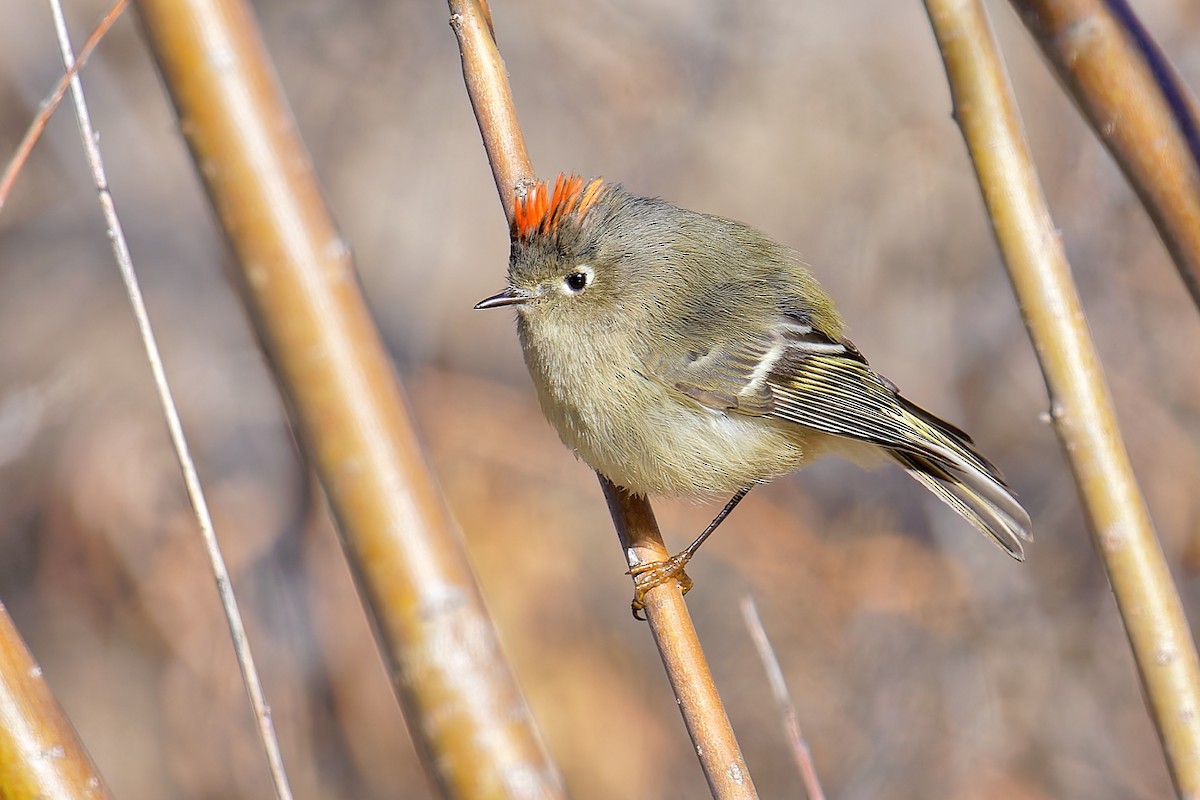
[513,173,605,242]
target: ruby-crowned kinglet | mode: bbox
[477,174,1031,604]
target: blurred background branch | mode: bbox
[131,0,563,797]
[740,596,826,800]
[1011,0,1200,310]
[0,0,126,212]
[0,601,112,800]
[924,0,1200,793]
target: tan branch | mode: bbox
[449,0,534,215]
[448,1,757,796]
[50,0,293,791]
[601,481,757,799]
[0,600,113,800]
[923,0,1200,794]
[132,0,563,797]
[1010,0,1200,310]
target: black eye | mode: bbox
[564,271,589,293]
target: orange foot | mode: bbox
[627,554,695,620]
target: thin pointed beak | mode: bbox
[474,286,532,309]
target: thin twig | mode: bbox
[46,3,295,799]
[1009,0,1200,312]
[739,597,825,800]
[923,0,1200,794]
[448,1,757,795]
[0,0,127,213]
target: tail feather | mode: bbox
[890,401,1032,559]
[894,451,1031,559]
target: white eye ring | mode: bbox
[562,264,595,294]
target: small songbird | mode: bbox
[476,174,1031,610]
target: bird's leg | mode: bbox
[628,487,752,618]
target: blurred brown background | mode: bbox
[2,0,1199,797]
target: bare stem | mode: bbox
[601,481,758,799]
[740,597,825,800]
[1010,0,1200,311]
[448,0,757,795]
[923,0,1200,794]
[448,0,534,215]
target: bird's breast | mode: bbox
[517,313,810,495]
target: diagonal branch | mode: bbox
[0,600,114,800]
[740,597,825,800]
[1010,0,1200,312]
[600,481,757,799]
[132,0,564,797]
[923,0,1200,794]
[0,0,128,212]
[449,1,757,796]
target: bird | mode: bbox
[476,174,1031,612]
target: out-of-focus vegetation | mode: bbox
[1,1,1198,797]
